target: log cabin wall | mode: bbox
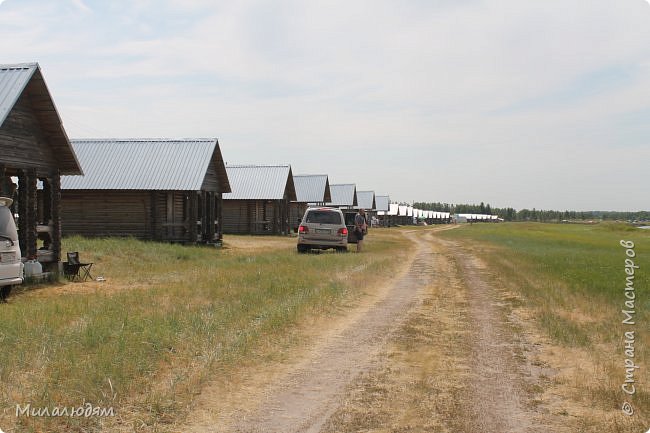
[0,95,59,173]
[61,190,152,239]
[61,189,225,244]
[223,199,286,235]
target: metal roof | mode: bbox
[0,62,82,175]
[356,191,376,210]
[327,184,357,207]
[375,195,390,212]
[223,164,296,201]
[0,63,34,126]
[61,139,230,191]
[458,213,493,220]
[293,174,331,203]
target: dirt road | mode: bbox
[182,228,562,433]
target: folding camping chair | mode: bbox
[63,251,94,282]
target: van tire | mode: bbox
[0,285,12,302]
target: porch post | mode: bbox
[50,171,62,263]
[17,170,27,257]
[26,169,38,258]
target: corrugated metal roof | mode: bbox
[293,174,331,203]
[224,164,296,200]
[375,195,390,212]
[0,63,36,126]
[61,139,227,191]
[356,191,376,210]
[327,184,357,207]
[0,62,82,175]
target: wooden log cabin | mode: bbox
[356,190,377,222]
[290,174,331,232]
[60,139,231,243]
[374,195,390,226]
[386,203,399,226]
[0,63,83,269]
[222,165,297,235]
[326,184,358,209]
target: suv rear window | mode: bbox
[305,211,342,225]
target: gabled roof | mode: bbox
[224,164,296,200]
[61,138,230,192]
[356,191,376,210]
[327,184,357,207]
[375,195,390,212]
[0,62,82,175]
[293,174,331,203]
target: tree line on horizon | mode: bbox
[411,202,650,223]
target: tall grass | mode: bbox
[0,231,409,432]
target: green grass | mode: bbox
[441,222,649,307]
[0,231,408,432]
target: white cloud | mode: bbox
[70,0,91,13]
[1,0,648,210]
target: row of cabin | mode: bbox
[379,204,452,226]
[0,62,393,270]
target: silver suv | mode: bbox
[0,197,23,301]
[297,207,348,253]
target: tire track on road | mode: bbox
[222,231,437,433]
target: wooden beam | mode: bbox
[17,170,28,256]
[216,193,223,241]
[50,171,61,263]
[166,192,174,239]
[188,191,198,243]
[26,169,38,258]
[207,192,216,241]
[149,191,156,240]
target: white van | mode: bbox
[0,197,23,301]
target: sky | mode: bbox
[1,0,649,211]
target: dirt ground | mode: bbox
[178,228,573,433]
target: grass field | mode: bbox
[0,230,410,433]
[440,222,650,431]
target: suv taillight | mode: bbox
[338,227,348,236]
[299,225,309,233]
